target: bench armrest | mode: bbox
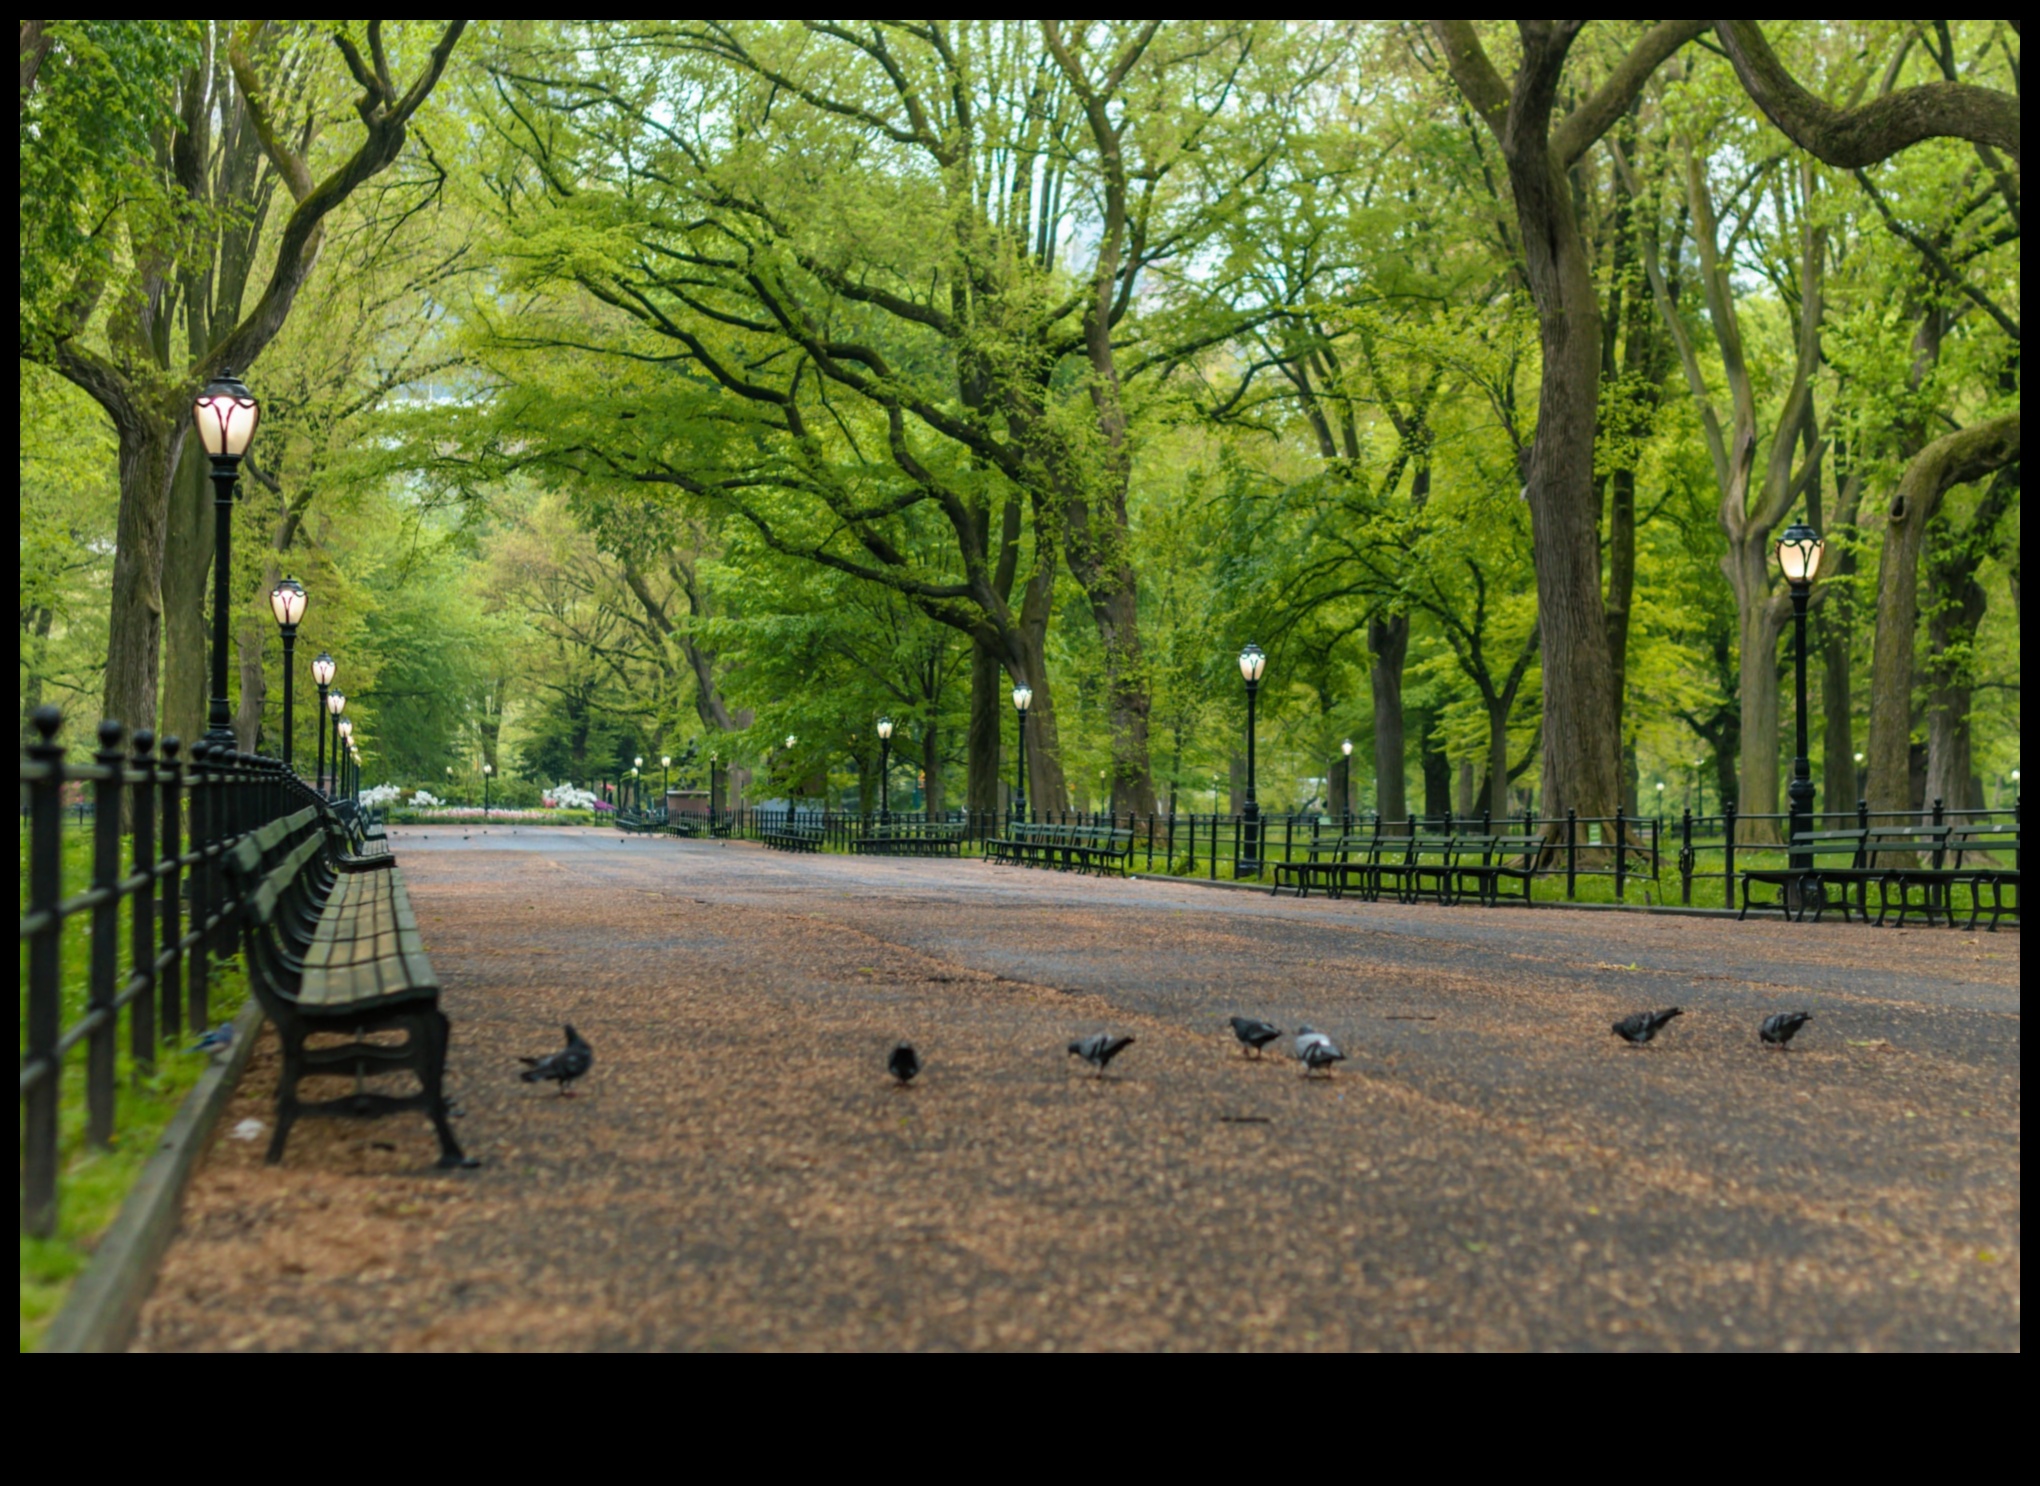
[338,853,399,873]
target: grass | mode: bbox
[19,822,248,1352]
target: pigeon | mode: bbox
[1759,1011,1812,1048]
[888,1042,922,1084]
[1068,1033,1135,1076]
[1294,1025,1345,1077]
[188,1023,236,1057]
[519,1024,593,1095]
[1612,1007,1683,1046]
[1227,1016,1284,1057]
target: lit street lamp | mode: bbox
[661,754,672,810]
[312,652,336,794]
[1012,684,1033,823]
[1337,737,1354,822]
[269,576,306,769]
[1774,520,1824,880]
[484,762,494,819]
[194,369,261,747]
[1854,750,1867,806]
[1237,643,1267,878]
[633,756,644,813]
[337,717,353,800]
[782,735,798,826]
[876,717,895,822]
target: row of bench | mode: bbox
[224,799,471,1168]
[852,823,964,857]
[1272,832,1548,906]
[986,822,1135,876]
[1740,824,2019,929]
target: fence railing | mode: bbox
[718,797,2019,909]
[18,706,318,1237]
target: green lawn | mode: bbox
[19,822,247,1351]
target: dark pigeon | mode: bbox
[1759,1011,1812,1048]
[519,1024,593,1095]
[1228,1016,1284,1057]
[888,1041,922,1084]
[1294,1025,1345,1077]
[1612,1007,1683,1046]
[1068,1033,1135,1076]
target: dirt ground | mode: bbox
[133,828,2021,1351]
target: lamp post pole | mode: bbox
[876,718,894,824]
[337,717,352,800]
[1238,643,1266,877]
[312,654,335,794]
[269,578,306,769]
[1775,521,1824,877]
[194,371,261,748]
[329,692,347,797]
[484,763,493,820]
[1012,685,1032,824]
[1337,737,1353,825]
[783,735,797,830]
[662,754,672,814]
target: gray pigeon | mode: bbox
[1759,1011,1812,1048]
[1228,1016,1284,1057]
[1068,1033,1135,1076]
[1294,1025,1345,1077]
[1612,1007,1682,1046]
[888,1041,922,1084]
[519,1023,593,1095]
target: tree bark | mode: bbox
[159,436,212,749]
[966,637,1003,814]
[1368,613,1409,825]
[921,718,944,817]
[1924,468,2018,812]
[1865,414,2021,818]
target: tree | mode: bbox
[1429,19,1705,828]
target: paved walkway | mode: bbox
[136,829,2020,1351]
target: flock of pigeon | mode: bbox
[512,1007,1815,1097]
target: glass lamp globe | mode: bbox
[1012,684,1033,713]
[1341,738,1353,757]
[312,652,336,687]
[269,576,307,627]
[1774,520,1824,585]
[1238,643,1267,683]
[193,369,260,458]
[877,717,894,740]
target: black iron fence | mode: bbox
[18,706,317,1237]
[724,797,2019,909]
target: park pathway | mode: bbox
[135,829,2020,1350]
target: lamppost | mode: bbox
[1655,780,1665,819]
[268,576,306,768]
[336,718,353,800]
[1775,521,1824,879]
[312,652,336,793]
[349,742,361,804]
[1012,684,1033,823]
[708,751,720,833]
[876,718,894,823]
[633,756,644,813]
[783,735,798,826]
[194,370,262,747]
[483,762,493,819]
[1237,642,1267,878]
[1692,757,1704,817]
[1339,737,1354,823]
[1853,750,1867,806]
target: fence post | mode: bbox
[1680,808,1694,906]
[1931,796,1946,868]
[1614,812,1627,902]
[159,737,184,1043]
[1724,801,1738,908]
[1209,815,1218,881]
[129,730,158,1074]
[1565,808,1577,900]
[1858,796,1869,832]
[87,720,126,1151]
[1170,811,1180,873]
[23,707,66,1237]
[187,743,214,1035]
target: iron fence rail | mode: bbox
[19,706,316,1237]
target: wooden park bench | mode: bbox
[852,822,965,857]
[1449,834,1546,907]
[1949,823,2021,931]
[761,822,824,852]
[1273,830,1378,899]
[986,821,1056,867]
[1373,833,1466,906]
[1739,826,1958,925]
[224,805,471,1169]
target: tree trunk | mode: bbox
[1418,714,1451,820]
[1368,614,1409,825]
[921,720,945,817]
[1329,752,1351,819]
[1510,144,1621,827]
[1819,610,1856,818]
[102,414,180,737]
[1087,573,1158,816]
[1924,572,1986,812]
[1729,541,1789,842]
[1865,416,2020,818]
[1456,758,1475,816]
[966,637,1002,813]
[159,436,212,750]
[1485,707,1512,820]
[1010,598,1068,814]
[1605,464,1636,760]
[19,605,53,743]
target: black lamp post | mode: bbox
[1337,737,1354,823]
[633,756,644,813]
[336,717,352,799]
[783,735,797,828]
[269,576,306,768]
[483,762,493,820]
[312,652,335,794]
[662,753,672,813]
[1775,520,1825,875]
[1854,750,1867,806]
[194,369,261,748]
[1012,684,1033,822]
[876,718,894,823]
[1237,642,1267,877]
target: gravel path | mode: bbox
[135,828,2021,1351]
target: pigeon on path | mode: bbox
[1612,1007,1683,1046]
[888,1042,922,1084]
[1759,1011,1812,1048]
[1227,1016,1283,1057]
[519,1024,593,1095]
[1294,1024,1345,1077]
[1068,1033,1135,1076]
